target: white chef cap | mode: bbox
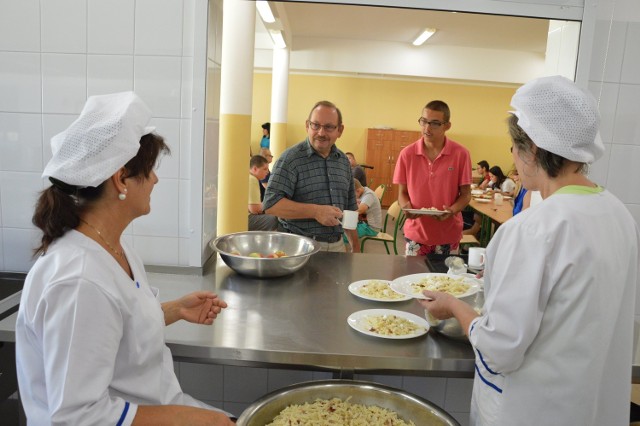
[42,92,155,188]
[510,75,604,163]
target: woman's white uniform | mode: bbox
[16,230,227,425]
[469,187,639,425]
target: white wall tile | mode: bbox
[178,362,224,401]
[354,373,402,389]
[589,20,627,82]
[628,203,640,227]
[2,228,40,272]
[0,172,43,228]
[87,0,134,54]
[41,54,87,114]
[223,401,249,418]
[134,56,182,118]
[180,119,192,179]
[179,237,189,266]
[0,52,41,113]
[133,178,179,237]
[223,366,268,403]
[607,144,640,203]
[587,143,611,187]
[182,0,195,57]
[42,114,77,166]
[450,411,471,426]
[150,118,180,179]
[41,0,87,53]
[0,113,42,172]
[131,235,179,265]
[613,83,640,145]
[135,0,183,56]
[0,0,40,52]
[621,23,640,84]
[402,376,447,408]
[0,231,4,270]
[443,377,473,412]
[87,55,134,96]
[588,81,619,144]
[181,57,193,119]
[179,179,192,238]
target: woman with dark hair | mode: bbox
[420,76,639,425]
[16,92,234,425]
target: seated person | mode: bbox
[249,155,278,231]
[476,160,491,189]
[346,152,367,187]
[258,147,273,201]
[488,165,516,195]
[463,212,481,239]
[347,179,382,238]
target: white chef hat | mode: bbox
[510,75,604,163]
[42,92,155,188]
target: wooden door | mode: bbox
[365,129,393,190]
[384,130,420,207]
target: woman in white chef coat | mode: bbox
[15,92,235,425]
[421,76,640,426]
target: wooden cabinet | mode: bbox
[365,128,420,208]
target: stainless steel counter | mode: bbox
[2,252,639,381]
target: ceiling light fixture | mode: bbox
[256,1,276,23]
[270,30,287,49]
[412,28,437,46]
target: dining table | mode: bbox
[468,196,513,246]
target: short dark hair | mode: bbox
[250,155,268,169]
[424,100,451,123]
[507,114,585,178]
[261,122,270,132]
[477,160,490,170]
[308,100,343,126]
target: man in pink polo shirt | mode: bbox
[393,100,472,256]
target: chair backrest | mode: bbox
[381,201,404,235]
[374,184,386,202]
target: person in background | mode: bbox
[476,160,491,189]
[263,100,360,253]
[488,165,516,195]
[249,155,278,231]
[258,147,273,201]
[15,92,234,425]
[346,152,368,187]
[394,100,472,256]
[260,122,270,149]
[353,179,382,236]
[420,76,639,425]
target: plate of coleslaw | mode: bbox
[347,309,429,339]
[348,279,412,302]
[390,273,480,300]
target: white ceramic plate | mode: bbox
[347,309,429,339]
[390,273,481,300]
[348,279,412,302]
[403,208,446,216]
[471,189,484,196]
[474,198,491,203]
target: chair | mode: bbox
[360,201,405,255]
[459,234,480,251]
[373,184,386,203]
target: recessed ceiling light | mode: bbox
[412,28,437,46]
[256,1,275,24]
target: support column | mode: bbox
[217,0,255,235]
[270,47,290,159]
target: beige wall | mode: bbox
[252,73,518,173]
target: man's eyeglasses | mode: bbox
[308,121,339,132]
[418,118,447,128]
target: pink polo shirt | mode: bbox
[393,137,472,246]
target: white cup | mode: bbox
[340,210,358,230]
[468,247,486,269]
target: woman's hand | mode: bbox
[417,290,457,319]
[162,291,228,326]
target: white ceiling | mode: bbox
[259,2,550,55]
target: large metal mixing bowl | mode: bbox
[211,231,320,278]
[426,290,485,340]
[236,380,459,425]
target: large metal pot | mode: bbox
[236,380,460,425]
[426,290,485,340]
[211,231,319,278]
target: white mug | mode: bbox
[468,247,486,269]
[341,210,358,230]
[494,193,504,206]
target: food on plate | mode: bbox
[365,314,424,336]
[266,397,416,426]
[420,207,439,211]
[410,275,470,296]
[357,280,404,300]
